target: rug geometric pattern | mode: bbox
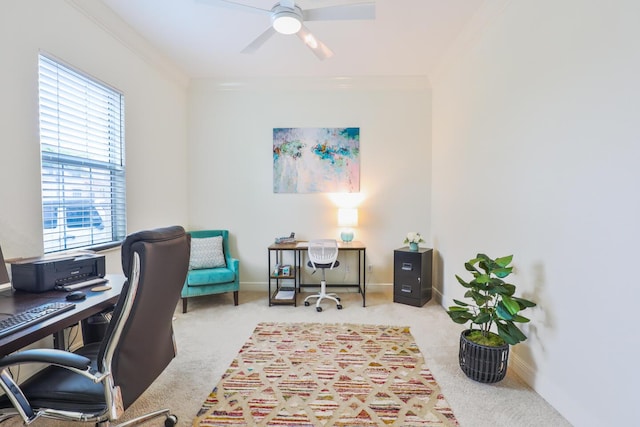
[193,322,459,426]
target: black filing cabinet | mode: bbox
[393,247,433,307]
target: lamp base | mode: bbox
[340,230,354,242]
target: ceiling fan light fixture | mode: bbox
[272,13,301,34]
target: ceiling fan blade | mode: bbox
[195,0,270,15]
[241,26,277,54]
[297,26,334,60]
[303,2,375,21]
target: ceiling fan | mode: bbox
[197,0,375,60]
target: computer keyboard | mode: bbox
[0,302,76,339]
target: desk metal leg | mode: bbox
[297,250,301,294]
[268,250,272,306]
[362,248,366,307]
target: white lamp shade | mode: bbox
[338,208,358,227]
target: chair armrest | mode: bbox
[227,257,239,273]
[0,349,91,424]
[0,348,91,370]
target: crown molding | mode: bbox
[430,0,512,86]
[66,0,189,89]
[192,75,432,92]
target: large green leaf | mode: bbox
[488,277,505,286]
[495,255,513,267]
[512,296,537,308]
[478,262,491,275]
[489,284,511,296]
[448,311,474,324]
[473,312,491,324]
[496,322,518,345]
[496,321,527,345]
[512,314,531,323]
[495,302,514,320]
[451,299,469,307]
[493,266,513,278]
[464,262,480,273]
[469,290,489,306]
[506,322,527,342]
[501,295,520,315]
[475,274,490,284]
[455,275,471,288]
[472,280,490,292]
[501,283,516,296]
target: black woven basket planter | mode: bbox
[459,330,509,383]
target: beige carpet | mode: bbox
[2,288,571,426]
[194,322,458,426]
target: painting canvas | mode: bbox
[273,127,360,193]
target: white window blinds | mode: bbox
[38,54,126,253]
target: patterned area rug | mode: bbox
[193,322,459,426]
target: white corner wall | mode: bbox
[0,0,189,272]
[187,77,432,285]
[431,0,640,425]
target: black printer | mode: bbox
[11,253,106,293]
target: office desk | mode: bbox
[268,241,367,307]
[0,274,124,357]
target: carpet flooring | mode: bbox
[193,322,459,426]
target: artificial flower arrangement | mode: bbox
[403,232,425,245]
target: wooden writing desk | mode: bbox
[0,274,124,356]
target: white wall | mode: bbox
[431,0,640,425]
[7,1,629,424]
[187,77,432,285]
[0,0,189,272]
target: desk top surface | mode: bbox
[0,273,125,356]
[269,241,365,250]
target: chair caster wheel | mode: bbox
[305,301,310,306]
[165,414,178,427]
[316,306,323,312]
[337,304,343,310]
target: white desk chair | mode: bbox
[304,239,342,312]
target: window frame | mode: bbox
[38,53,126,254]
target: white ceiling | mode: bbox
[98,0,485,79]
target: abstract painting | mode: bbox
[273,127,360,193]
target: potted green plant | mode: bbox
[447,253,536,383]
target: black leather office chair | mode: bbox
[0,225,190,426]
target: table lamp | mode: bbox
[338,208,358,242]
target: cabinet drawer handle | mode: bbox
[401,284,412,293]
[402,263,413,271]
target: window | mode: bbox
[38,54,126,253]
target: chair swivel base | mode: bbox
[98,408,177,427]
[304,280,343,312]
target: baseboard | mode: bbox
[508,351,534,384]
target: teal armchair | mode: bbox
[182,230,239,313]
